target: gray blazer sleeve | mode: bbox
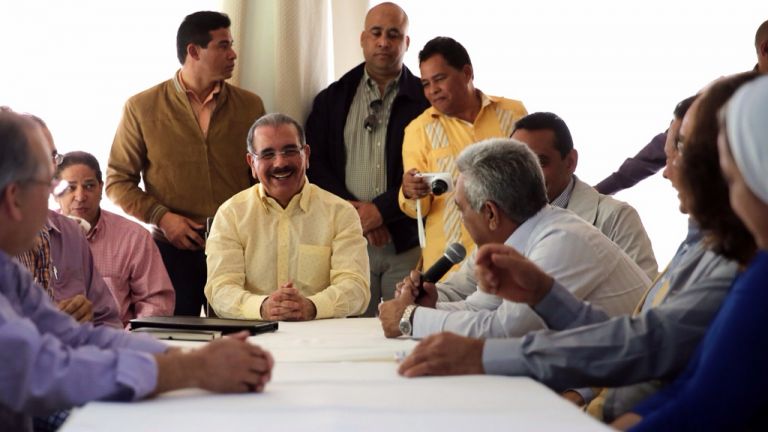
[532,281,610,330]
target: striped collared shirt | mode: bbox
[550,175,576,209]
[342,68,401,201]
[14,227,53,299]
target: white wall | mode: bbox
[0,0,219,215]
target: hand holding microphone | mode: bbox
[421,242,466,285]
[396,243,466,307]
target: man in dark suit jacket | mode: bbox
[306,2,429,316]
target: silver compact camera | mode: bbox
[418,172,453,196]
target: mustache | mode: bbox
[270,166,295,176]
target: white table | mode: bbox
[62,318,610,432]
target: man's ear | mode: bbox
[303,144,311,169]
[484,200,499,230]
[462,64,474,82]
[565,149,579,175]
[246,152,257,178]
[1,183,24,222]
[758,40,768,65]
[187,43,201,61]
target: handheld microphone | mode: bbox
[419,243,466,298]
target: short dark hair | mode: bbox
[55,151,103,184]
[176,11,231,64]
[418,37,472,70]
[246,113,306,153]
[512,112,574,158]
[673,94,698,120]
[679,71,761,264]
[0,112,39,193]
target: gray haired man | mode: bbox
[379,138,649,339]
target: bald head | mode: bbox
[361,2,410,84]
[365,3,409,32]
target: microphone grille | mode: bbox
[444,243,466,263]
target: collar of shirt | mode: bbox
[682,218,702,247]
[256,179,313,213]
[362,67,402,98]
[45,211,62,237]
[176,69,222,105]
[429,89,492,123]
[504,205,552,251]
[85,210,107,241]
[478,90,492,109]
[549,175,576,208]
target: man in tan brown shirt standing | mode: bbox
[106,11,265,316]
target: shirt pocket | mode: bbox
[52,264,86,302]
[296,244,331,290]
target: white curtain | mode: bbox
[223,0,369,124]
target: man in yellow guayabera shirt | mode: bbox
[204,113,370,321]
[399,37,528,274]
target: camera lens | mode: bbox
[431,179,448,195]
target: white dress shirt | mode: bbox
[413,205,650,338]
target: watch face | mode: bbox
[399,319,412,336]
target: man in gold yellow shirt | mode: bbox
[204,113,370,321]
[399,37,527,274]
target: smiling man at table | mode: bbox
[205,113,370,321]
[0,112,274,432]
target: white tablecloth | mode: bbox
[62,318,610,432]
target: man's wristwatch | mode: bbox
[399,304,418,336]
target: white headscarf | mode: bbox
[725,75,768,204]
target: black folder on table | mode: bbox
[129,316,278,336]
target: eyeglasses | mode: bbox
[250,145,304,161]
[364,99,383,133]
[52,150,63,166]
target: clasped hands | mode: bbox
[260,281,317,321]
